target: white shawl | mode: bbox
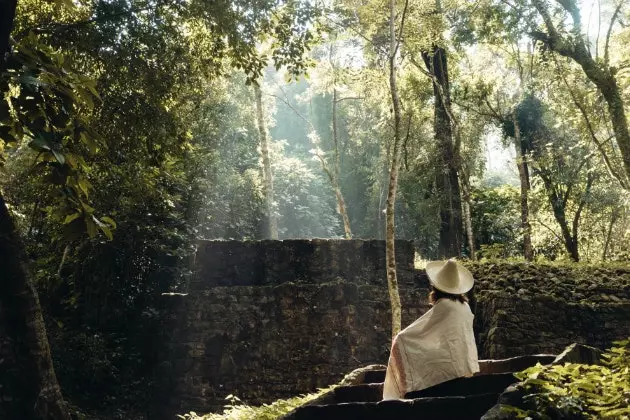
[382,298,479,399]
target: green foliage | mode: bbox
[178,386,336,420]
[471,185,521,259]
[508,340,630,419]
[0,30,114,240]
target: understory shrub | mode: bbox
[179,387,336,420]
[507,339,630,419]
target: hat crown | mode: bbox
[437,259,460,288]
[426,258,474,295]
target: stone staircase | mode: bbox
[281,354,557,420]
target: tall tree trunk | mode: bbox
[386,0,403,338]
[0,194,72,420]
[332,88,352,238]
[460,169,475,260]
[254,82,278,239]
[539,175,580,262]
[513,112,534,261]
[602,209,618,261]
[600,81,630,182]
[1,5,71,419]
[422,46,462,258]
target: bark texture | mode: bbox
[513,113,534,261]
[536,168,593,262]
[460,170,475,260]
[254,83,278,239]
[0,194,72,420]
[1,4,71,419]
[332,88,352,238]
[386,0,403,338]
[422,46,463,258]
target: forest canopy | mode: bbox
[1,0,629,418]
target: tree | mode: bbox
[385,0,405,336]
[512,109,534,261]
[420,44,463,258]
[1,2,72,418]
[519,0,630,185]
[518,94,594,262]
[1,0,322,416]
[254,81,279,239]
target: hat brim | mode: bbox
[426,261,474,295]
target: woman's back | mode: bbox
[382,298,479,399]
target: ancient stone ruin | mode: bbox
[151,239,630,419]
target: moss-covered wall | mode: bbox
[468,263,630,357]
[152,241,630,419]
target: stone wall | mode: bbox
[467,263,630,358]
[152,241,630,419]
[154,240,429,418]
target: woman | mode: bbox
[382,259,479,400]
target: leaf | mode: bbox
[28,133,52,151]
[80,132,99,154]
[51,147,66,165]
[99,224,113,241]
[63,212,81,224]
[78,177,90,197]
[100,216,117,229]
[85,216,97,238]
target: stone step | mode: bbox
[363,369,386,384]
[333,383,383,403]
[282,392,500,420]
[360,354,556,385]
[405,372,517,399]
[333,372,517,403]
[478,354,556,375]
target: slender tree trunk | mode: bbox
[332,88,352,238]
[56,245,71,277]
[422,46,462,258]
[460,170,475,260]
[254,82,278,239]
[1,5,71,419]
[540,176,580,262]
[386,0,403,338]
[334,184,352,239]
[513,113,534,261]
[0,194,71,420]
[602,209,617,261]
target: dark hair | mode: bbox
[429,286,468,305]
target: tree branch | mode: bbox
[334,96,364,103]
[572,168,594,241]
[562,155,590,206]
[270,90,316,132]
[535,218,564,243]
[396,0,410,55]
[403,112,412,171]
[409,55,459,131]
[531,0,560,38]
[556,0,582,29]
[604,1,623,66]
[553,56,630,190]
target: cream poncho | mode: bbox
[382,298,479,399]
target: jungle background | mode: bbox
[1,0,629,418]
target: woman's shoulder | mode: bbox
[434,298,472,313]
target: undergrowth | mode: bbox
[506,339,630,419]
[178,386,336,420]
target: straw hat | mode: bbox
[425,258,474,295]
